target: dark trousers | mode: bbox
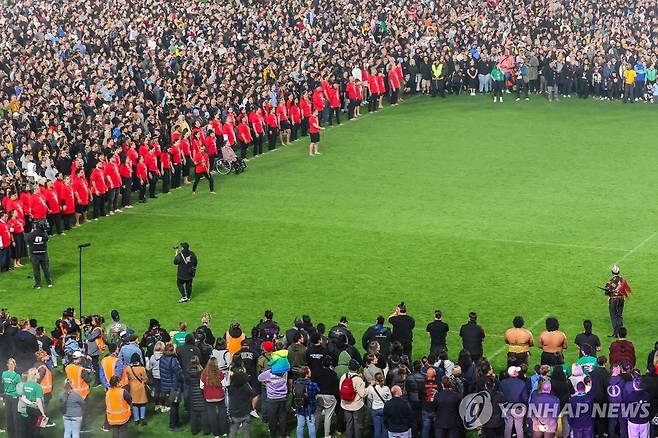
[169,400,181,429]
[267,128,278,150]
[109,187,120,212]
[507,351,529,367]
[31,253,51,287]
[291,124,299,141]
[609,299,624,337]
[540,351,564,366]
[609,417,628,438]
[635,81,646,99]
[330,107,341,124]
[182,157,191,177]
[190,410,204,435]
[0,248,9,271]
[62,214,73,230]
[162,169,171,193]
[148,171,158,197]
[482,426,504,438]
[368,95,378,112]
[572,426,593,438]
[238,140,249,159]
[177,279,193,299]
[3,396,18,438]
[516,82,529,99]
[301,118,309,136]
[253,134,264,155]
[92,193,105,218]
[112,423,129,438]
[347,99,358,119]
[46,213,63,235]
[121,177,132,206]
[192,172,214,193]
[390,89,399,104]
[138,181,146,201]
[344,406,365,438]
[206,400,228,436]
[436,427,460,438]
[623,84,634,102]
[493,81,503,98]
[172,164,182,188]
[21,413,40,438]
[267,398,288,438]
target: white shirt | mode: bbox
[367,384,392,410]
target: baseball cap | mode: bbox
[72,351,83,359]
[262,341,274,352]
[507,366,521,377]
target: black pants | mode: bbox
[182,157,191,177]
[112,423,129,438]
[329,106,341,124]
[253,134,264,155]
[609,299,624,337]
[189,410,204,435]
[47,213,63,235]
[267,399,288,438]
[516,82,529,99]
[121,177,132,206]
[300,118,309,136]
[192,172,214,193]
[206,400,228,436]
[62,214,73,230]
[138,180,147,202]
[390,89,399,104]
[109,187,120,212]
[92,194,105,218]
[540,351,564,366]
[162,169,171,193]
[177,279,193,298]
[31,253,51,287]
[368,94,378,112]
[239,140,250,159]
[347,99,358,119]
[172,164,182,188]
[291,124,299,141]
[3,396,18,437]
[267,128,278,150]
[493,81,503,98]
[148,171,158,198]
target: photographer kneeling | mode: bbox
[173,242,197,303]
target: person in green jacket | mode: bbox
[2,358,21,436]
[491,65,506,102]
[18,367,47,435]
[334,350,352,379]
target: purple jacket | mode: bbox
[258,370,288,400]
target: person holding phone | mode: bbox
[174,242,198,303]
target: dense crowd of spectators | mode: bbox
[0,306,657,438]
[3,0,658,271]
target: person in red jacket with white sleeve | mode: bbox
[136,156,149,203]
[60,176,76,231]
[388,63,401,105]
[44,180,64,235]
[90,161,107,219]
[29,185,48,226]
[8,208,26,268]
[72,168,92,226]
[192,146,215,195]
[0,210,12,272]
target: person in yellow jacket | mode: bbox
[623,63,637,103]
[106,375,132,437]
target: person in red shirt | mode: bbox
[308,109,325,156]
[104,154,122,215]
[249,109,266,156]
[265,108,279,151]
[170,141,183,189]
[388,63,401,105]
[192,146,215,195]
[90,161,108,219]
[299,93,312,137]
[8,208,26,268]
[328,83,342,125]
[160,146,173,194]
[275,104,291,146]
[368,68,381,112]
[377,71,386,109]
[288,99,301,141]
[144,145,160,199]
[236,116,253,160]
[60,175,76,231]
[44,180,64,235]
[222,122,236,149]
[72,168,92,226]
[346,76,361,119]
[179,134,192,185]
[136,156,149,203]
[119,156,134,208]
[0,210,11,272]
[29,185,48,223]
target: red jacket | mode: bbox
[328,87,341,108]
[72,177,90,206]
[312,90,325,111]
[299,98,312,118]
[136,162,148,182]
[90,168,107,195]
[249,111,265,134]
[44,188,61,214]
[104,162,121,189]
[193,151,209,174]
[29,193,48,220]
[237,123,252,143]
[61,184,76,215]
[0,220,11,249]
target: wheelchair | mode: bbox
[214,157,247,175]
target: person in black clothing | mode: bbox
[256,310,280,342]
[284,317,309,346]
[312,355,340,438]
[306,333,329,372]
[426,310,449,357]
[25,221,52,289]
[574,320,601,357]
[459,312,485,362]
[173,242,197,303]
[434,376,462,438]
[389,302,415,359]
[177,333,201,373]
[236,339,258,389]
[361,316,392,358]
[383,385,413,435]
[647,342,658,374]
[328,317,355,346]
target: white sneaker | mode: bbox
[178,297,188,303]
[493,97,497,102]
[250,410,260,419]
[500,98,503,103]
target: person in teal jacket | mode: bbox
[491,65,505,102]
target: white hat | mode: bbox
[72,351,83,359]
[611,265,620,275]
[507,366,521,377]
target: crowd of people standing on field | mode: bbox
[0,305,657,438]
[3,0,658,270]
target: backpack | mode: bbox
[340,374,358,401]
[293,380,308,409]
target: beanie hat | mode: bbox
[348,359,360,372]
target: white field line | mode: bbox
[613,231,658,265]
[490,313,550,359]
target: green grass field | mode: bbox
[3,94,658,436]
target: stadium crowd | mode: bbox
[3,0,658,270]
[0,305,657,438]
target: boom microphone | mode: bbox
[78,243,91,248]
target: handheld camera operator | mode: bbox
[26,220,52,289]
[599,264,631,338]
[173,242,197,303]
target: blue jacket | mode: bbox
[501,377,528,404]
[159,355,183,392]
[634,63,646,81]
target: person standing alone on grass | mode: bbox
[174,242,197,302]
[604,265,630,338]
[459,312,485,362]
[308,109,324,156]
[192,145,215,195]
[389,303,415,359]
[26,221,52,289]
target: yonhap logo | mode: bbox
[459,391,493,429]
